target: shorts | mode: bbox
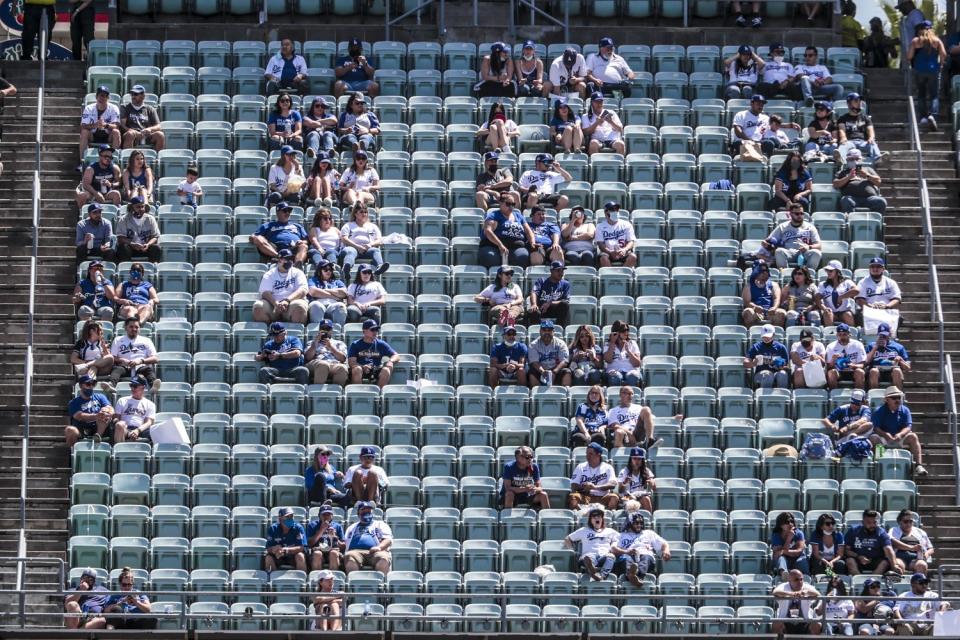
[344,549,391,569]
[90,129,110,144]
[834,369,859,381]
[568,492,618,506]
[360,364,384,383]
[860,555,886,572]
[615,553,656,577]
[252,298,308,321]
[592,138,620,149]
[896,549,919,565]
[870,365,896,382]
[897,622,933,636]
[502,490,536,506]
[266,552,299,568]
[536,193,562,207]
[344,79,373,92]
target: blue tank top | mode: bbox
[912,45,941,73]
[127,169,147,188]
[120,280,153,305]
[749,278,774,310]
[79,278,109,308]
[90,162,114,188]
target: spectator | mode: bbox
[477,101,520,153]
[119,85,165,152]
[253,248,309,324]
[757,43,802,101]
[75,204,115,264]
[870,386,927,476]
[519,154,571,212]
[617,447,656,514]
[528,320,572,387]
[337,93,380,153]
[854,578,895,635]
[595,201,636,268]
[302,98,338,160]
[898,0,927,71]
[112,376,156,443]
[770,511,810,580]
[823,388,873,444]
[606,385,668,449]
[305,154,340,209]
[73,261,115,322]
[115,262,158,323]
[307,207,341,268]
[826,322,867,390]
[581,92,625,155]
[71,320,114,379]
[560,205,596,266]
[571,384,610,448]
[549,97,584,153]
[816,577,854,637]
[304,320,349,385]
[614,513,669,587]
[307,504,344,572]
[346,264,387,324]
[585,37,635,97]
[804,101,840,159]
[856,257,901,313]
[781,267,821,327]
[311,570,343,632]
[475,42,516,98]
[837,93,886,164]
[338,150,380,208]
[744,323,790,389]
[64,568,111,630]
[730,95,773,157]
[345,447,388,504]
[528,260,570,325]
[732,0,762,27]
[257,322,309,385]
[603,319,643,387]
[564,506,620,580]
[307,262,348,326]
[267,146,306,208]
[475,265,524,326]
[569,325,603,385]
[347,319,399,388]
[724,45,764,99]
[771,570,823,636]
[762,114,802,153]
[488,325,528,388]
[770,152,813,211]
[795,47,845,105]
[546,46,589,99]
[268,95,304,152]
[265,507,308,573]
[863,15,898,68]
[845,509,897,575]
[515,39,546,97]
[500,445,550,509]
[78,87,120,170]
[250,202,309,265]
[102,567,155,630]
[333,38,379,98]
[305,446,348,505]
[790,327,827,388]
[890,510,934,575]
[64,373,114,447]
[741,262,785,327]
[764,203,822,270]
[264,38,309,96]
[909,21,946,130]
[115,198,161,263]
[815,259,858,326]
[895,573,948,635]
[478,192,535,269]
[834,148,886,214]
[343,501,393,574]
[866,322,911,390]
[69,0,94,62]
[809,513,847,576]
[104,318,160,395]
[475,151,516,209]
[177,166,202,206]
[568,442,619,510]
[121,150,154,205]
[76,144,121,208]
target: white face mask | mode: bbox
[504,339,516,347]
[522,53,535,61]
[607,211,620,222]
[773,55,784,63]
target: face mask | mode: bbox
[773,55,784,63]
[504,339,516,347]
[522,53,535,61]
[847,160,857,170]
[607,211,620,222]
[360,512,373,525]
[283,518,296,528]
[130,270,142,280]
[600,51,610,60]
[801,339,813,348]
[80,386,93,398]
[791,160,801,168]
[281,260,293,269]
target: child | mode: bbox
[177,167,203,206]
[763,114,802,151]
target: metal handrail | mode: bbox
[509,0,570,42]
[385,0,445,41]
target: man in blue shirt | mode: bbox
[348,319,399,388]
[845,509,897,575]
[333,38,380,98]
[265,506,308,572]
[743,323,790,389]
[528,205,564,266]
[307,503,345,572]
[528,260,571,326]
[257,322,309,385]
[488,325,528,388]
[870,386,926,476]
[64,373,114,447]
[343,501,393,574]
[866,322,911,390]
[500,445,550,509]
[75,203,115,264]
[64,568,111,630]
[822,388,873,443]
[249,201,309,265]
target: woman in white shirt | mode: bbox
[71,320,115,379]
[617,447,656,513]
[473,265,524,325]
[346,264,388,324]
[267,146,306,208]
[816,576,856,637]
[308,207,341,268]
[339,203,388,280]
[339,150,380,207]
[560,205,596,266]
[305,153,340,209]
[724,46,764,99]
[890,509,934,575]
[563,507,620,581]
[477,101,520,154]
[604,319,643,387]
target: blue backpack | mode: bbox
[838,437,873,460]
[799,433,835,460]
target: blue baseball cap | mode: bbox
[129,376,147,387]
[129,195,144,205]
[96,85,110,95]
[78,373,97,385]
[277,248,294,258]
[738,45,752,55]
[550,260,566,271]
[280,144,295,155]
[877,322,891,336]
[483,151,499,161]
[920,20,933,29]
[536,152,554,164]
[278,506,295,517]
[590,91,604,102]
[496,265,514,276]
[587,442,605,454]
[540,320,555,330]
[269,322,286,334]
[911,572,929,583]
[836,322,850,333]
[603,201,620,211]
[357,263,374,274]
[869,257,885,266]
[354,149,368,159]
[357,500,376,510]
[130,84,146,95]
[750,94,766,103]
[502,325,517,335]
[850,389,866,404]
[276,201,293,211]
[864,577,881,588]
[319,504,334,514]
[87,203,103,213]
[360,446,376,457]
[846,92,862,101]
[629,447,645,458]
[490,42,506,54]
[318,319,334,330]
[522,39,536,49]
[599,36,615,48]
[769,42,785,52]
[554,96,568,107]
[362,318,379,331]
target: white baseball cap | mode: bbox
[760,324,776,338]
[825,260,843,271]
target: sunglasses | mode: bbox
[823,521,836,526]
[321,266,333,271]
[521,455,533,460]
[121,582,134,587]
[99,154,113,159]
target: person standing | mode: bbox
[907,21,946,130]
[21,0,56,61]
[897,0,927,70]
[69,0,95,61]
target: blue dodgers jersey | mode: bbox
[747,340,789,371]
[306,519,344,543]
[260,336,305,371]
[489,341,528,363]
[120,280,153,305]
[78,278,109,308]
[255,220,307,248]
[533,276,571,303]
[574,403,608,433]
[845,524,891,559]
[828,404,871,430]
[68,393,112,429]
[482,210,527,243]
[866,340,909,366]
[501,460,541,492]
[347,338,397,367]
[530,220,560,246]
[267,522,307,547]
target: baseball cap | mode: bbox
[360,446,377,457]
[502,325,517,335]
[587,506,605,518]
[278,506,294,517]
[750,94,766,103]
[490,42,506,53]
[129,376,147,387]
[590,91,604,102]
[318,319,334,330]
[348,37,362,48]
[277,248,294,258]
[361,318,379,331]
[599,36,615,48]
[814,100,831,110]
[319,504,334,515]
[603,201,620,211]
[738,45,752,55]
[496,265,514,276]
[280,144,295,155]
[317,152,332,164]
[911,572,929,583]
[587,442,605,455]
[87,203,103,213]
[869,257,885,266]
[316,569,334,580]
[522,39,536,49]
[483,151,499,161]
[769,42,785,52]
[562,47,577,65]
[554,96,568,107]
[357,263,374,274]
[88,259,104,268]
[799,328,814,339]
[629,447,645,458]
[825,259,843,271]
[846,92,862,101]
[536,152,554,164]
[80,568,98,580]
[95,85,110,95]
[877,322,891,337]
[920,19,933,28]
[129,195,145,205]
[864,578,881,588]
[760,323,775,338]
[356,500,376,510]
[836,322,850,333]
[846,148,863,159]
[884,385,904,398]
[78,373,97,385]
[276,201,293,211]
[269,322,286,334]
[540,320,555,330]
[850,389,866,403]
[550,260,566,271]
[129,85,146,95]
[354,149,368,159]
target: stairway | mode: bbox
[0,61,86,626]
[862,67,960,595]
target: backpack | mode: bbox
[799,433,835,460]
[838,437,873,460]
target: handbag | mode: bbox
[802,359,827,388]
[739,140,765,162]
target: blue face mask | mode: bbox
[79,385,93,398]
[360,512,373,525]
[283,518,296,528]
[130,270,142,280]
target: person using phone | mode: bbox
[102,567,155,629]
[333,38,379,98]
[833,148,886,213]
[865,322,911,390]
[305,319,350,385]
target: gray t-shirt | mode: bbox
[76,217,114,247]
[836,166,881,199]
[120,103,160,132]
[527,337,569,369]
[115,212,160,244]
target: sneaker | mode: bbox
[804,96,814,107]
[500,145,510,153]
[76,162,84,173]
[914,464,928,476]
[735,13,747,26]
[305,147,316,160]
[342,264,351,281]
[751,15,762,27]
[151,379,162,394]
[928,116,938,131]
[374,262,391,276]
[74,363,90,376]
[646,438,664,449]
[920,116,929,126]
[99,381,116,394]
[875,151,890,167]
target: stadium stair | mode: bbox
[0,61,86,625]
[862,67,960,595]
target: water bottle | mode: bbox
[875,443,886,461]
[797,251,806,267]
[543,370,553,387]
[86,235,95,251]
[100,178,109,195]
